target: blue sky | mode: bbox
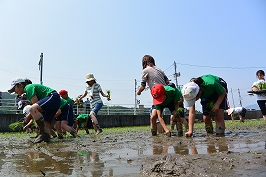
[0,0,266,111]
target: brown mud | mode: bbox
[0,122,265,177]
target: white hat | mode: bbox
[86,74,96,82]
[17,100,29,109]
[182,82,200,107]
[8,78,25,93]
[23,105,31,117]
[227,108,234,115]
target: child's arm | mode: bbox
[23,118,34,131]
[185,105,196,137]
[136,86,145,95]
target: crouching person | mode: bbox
[227,107,246,122]
[54,98,77,139]
[8,78,61,143]
[150,84,183,137]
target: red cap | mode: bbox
[151,84,166,105]
[59,90,68,96]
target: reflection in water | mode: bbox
[152,137,229,155]
[77,150,105,177]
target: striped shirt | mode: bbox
[84,83,103,108]
[141,66,168,89]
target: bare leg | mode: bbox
[203,115,213,134]
[214,109,225,135]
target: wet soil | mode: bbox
[0,121,265,177]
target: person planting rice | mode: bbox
[53,98,77,139]
[182,74,228,137]
[59,89,75,134]
[150,84,183,137]
[227,107,246,122]
[136,55,170,136]
[78,74,109,135]
[75,114,93,134]
[8,78,61,143]
[168,83,188,135]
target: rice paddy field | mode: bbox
[0,119,265,177]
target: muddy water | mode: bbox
[0,127,265,177]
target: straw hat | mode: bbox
[227,108,234,115]
[86,74,96,82]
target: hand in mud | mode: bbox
[23,125,29,131]
[185,131,193,137]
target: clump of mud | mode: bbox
[141,149,266,177]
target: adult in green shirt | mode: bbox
[8,78,61,143]
[182,74,228,137]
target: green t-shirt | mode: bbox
[77,114,89,119]
[24,84,55,101]
[200,74,224,98]
[59,98,68,109]
[155,86,182,110]
[65,97,74,107]
[77,114,89,124]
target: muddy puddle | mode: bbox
[0,125,265,177]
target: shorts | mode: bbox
[159,100,176,113]
[91,102,103,116]
[201,77,228,116]
[56,103,74,126]
[37,91,61,123]
[240,108,247,117]
[151,101,176,116]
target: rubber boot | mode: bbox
[34,117,50,143]
[215,127,225,137]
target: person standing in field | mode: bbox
[251,70,266,121]
[182,74,228,137]
[8,78,60,143]
[136,55,170,136]
[78,74,109,135]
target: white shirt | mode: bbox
[252,80,266,100]
[233,107,243,114]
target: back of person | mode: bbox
[142,66,167,89]
[25,84,55,100]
